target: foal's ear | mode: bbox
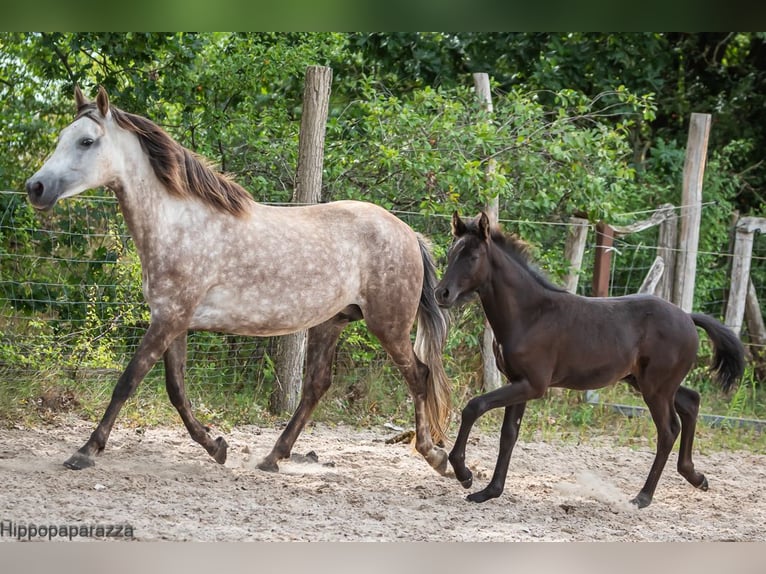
[477,211,491,242]
[96,85,110,117]
[74,85,88,112]
[451,211,467,237]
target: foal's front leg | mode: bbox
[467,402,526,503]
[64,320,184,469]
[449,378,542,500]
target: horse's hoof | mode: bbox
[697,476,709,491]
[431,448,450,476]
[256,458,279,473]
[630,494,652,509]
[212,437,228,465]
[459,474,473,489]
[64,452,95,470]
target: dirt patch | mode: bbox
[1,419,764,541]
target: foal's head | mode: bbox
[435,211,553,308]
[434,211,495,308]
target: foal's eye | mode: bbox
[79,137,94,147]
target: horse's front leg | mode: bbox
[64,320,185,470]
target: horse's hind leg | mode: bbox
[372,329,449,475]
[467,401,527,503]
[257,312,353,472]
[633,387,681,508]
[163,332,228,464]
[674,385,708,490]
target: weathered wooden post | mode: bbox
[592,222,615,297]
[656,203,678,302]
[563,216,589,294]
[745,278,766,346]
[271,65,333,414]
[725,216,765,335]
[473,72,503,392]
[674,113,711,312]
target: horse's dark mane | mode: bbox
[76,103,254,217]
[489,228,567,293]
[460,219,567,293]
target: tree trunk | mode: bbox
[270,66,332,414]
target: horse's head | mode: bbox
[26,86,117,210]
[434,211,492,308]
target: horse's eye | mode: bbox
[80,138,94,147]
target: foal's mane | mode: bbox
[489,228,567,293]
[461,219,566,293]
[76,103,254,217]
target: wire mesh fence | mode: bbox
[1,189,760,421]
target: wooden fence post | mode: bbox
[656,204,678,302]
[271,65,332,415]
[564,217,589,294]
[674,113,711,312]
[592,222,614,297]
[473,72,502,392]
[638,256,665,295]
[725,216,765,335]
[745,278,766,346]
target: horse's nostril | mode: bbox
[26,180,44,198]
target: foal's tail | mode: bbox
[414,234,452,444]
[691,313,746,392]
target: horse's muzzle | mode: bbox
[25,177,56,210]
[434,286,455,308]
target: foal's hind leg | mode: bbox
[257,313,352,472]
[164,332,228,464]
[674,385,708,490]
[467,401,527,503]
[632,389,681,508]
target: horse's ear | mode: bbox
[478,211,491,242]
[451,211,467,237]
[74,85,88,111]
[96,85,110,117]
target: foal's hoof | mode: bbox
[64,452,95,470]
[466,487,501,503]
[696,476,709,491]
[630,493,652,509]
[212,437,228,465]
[256,458,279,473]
[457,472,473,489]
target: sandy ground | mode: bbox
[0,418,764,542]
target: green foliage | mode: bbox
[1,33,763,445]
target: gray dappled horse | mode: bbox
[26,86,452,476]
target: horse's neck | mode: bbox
[108,150,190,260]
[111,181,162,254]
[478,243,548,338]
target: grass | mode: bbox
[1,362,764,456]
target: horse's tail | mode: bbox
[691,313,746,392]
[414,234,452,444]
